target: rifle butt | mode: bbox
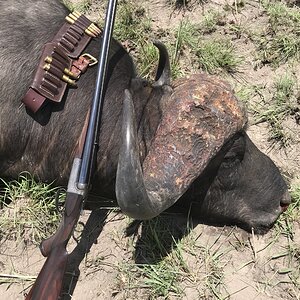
[25,247,68,300]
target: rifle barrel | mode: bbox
[77,0,118,189]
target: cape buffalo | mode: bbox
[0,0,290,234]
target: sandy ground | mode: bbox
[1,209,299,299]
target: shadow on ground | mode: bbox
[125,214,195,265]
[60,209,108,300]
[60,209,197,298]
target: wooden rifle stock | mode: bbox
[25,192,84,300]
[25,113,88,300]
[25,0,118,298]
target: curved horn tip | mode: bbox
[152,40,171,87]
[116,90,162,220]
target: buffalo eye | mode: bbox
[220,134,246,170]
[217,149,243,189]
[221,153,241,169]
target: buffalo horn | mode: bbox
[153,40,171,87]
[116,89,158,219]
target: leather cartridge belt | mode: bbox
[22,11,101,113]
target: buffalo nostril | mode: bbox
[282,190,291,204]
[280,190,291,212]
[280,203,289,212]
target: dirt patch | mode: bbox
[1,211,299,299]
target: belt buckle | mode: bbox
[81,53,98,66]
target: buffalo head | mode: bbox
[115,42,290,233]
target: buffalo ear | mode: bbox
[153,40,171,87]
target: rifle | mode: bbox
[25,0,118,299]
